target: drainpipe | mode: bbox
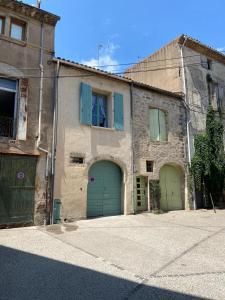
[180,36,196,210]
[129,82,136,214]
[50,59,60,224]
[36,20,51,223]
[37,20,45,151]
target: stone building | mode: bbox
[53,59,133,221]
[53,57,188,219]
[125,34,225,208]
[0,0,59,227]
[131,83,188,212]
[125,34,225,157]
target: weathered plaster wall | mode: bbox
[0,5,57,225]
[55,65,133,221]
[182,46,225,156]
[132,86,189,209]
[125,40,182,94]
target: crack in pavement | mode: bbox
[150,226,225,277]
[38,225,225,300]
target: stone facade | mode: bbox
[132,85,189,210]
[0,0,59,226]
[125,35,225,157]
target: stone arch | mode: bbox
[85,155,128,183]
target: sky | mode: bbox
[24,0,225,73]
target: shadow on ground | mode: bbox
[0,246,204,300]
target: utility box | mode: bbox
[53,199,61,224]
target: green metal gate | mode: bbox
[87,160,122,217]
[0,154,37,226]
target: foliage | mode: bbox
[191,106,225,205]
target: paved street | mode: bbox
[1,210,225,299]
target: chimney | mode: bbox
[36,0,41,8]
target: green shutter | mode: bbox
[80,82,92,125]
[149,109,159,141]
[114,92,124,130]
[159,110,167,141]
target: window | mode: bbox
[201,56,212,70]
[70,156,84,164]
[80,82,124,130]
[0,17,5,34]
[10,18,26,41]
[92,93,108,127]
[0,78,17,138]
[146,161,154,172]
[149,108,167,141]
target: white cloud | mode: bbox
[216,47,225,52]
[81,43,120,73]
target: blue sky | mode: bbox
[24,0,225,72]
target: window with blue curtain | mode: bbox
[92,93,108,127]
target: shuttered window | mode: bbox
[114,92,124,131]
[149,108,167,141]
[80,83,124,131]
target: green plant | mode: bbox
[191,106,225,206]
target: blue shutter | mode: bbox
[114,92,124,130]
[80,82,92,125]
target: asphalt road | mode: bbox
[1,210,225,299]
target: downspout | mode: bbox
[129,81,135,214]
[37,20,45,151]
[37,20,50,223]
[50,59,60,224]
[180,36,196,210]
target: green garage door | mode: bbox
[87,160,122,217]
[159,165,183,211]
[0,154,37,226]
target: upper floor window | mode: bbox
[201,55,213,70]
[149,108,167,142]
[10,18,26,41]
[0,16,5,34]
[0,78,17,138]
[92,93,108,127]
[80,82,124,131]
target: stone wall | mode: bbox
[132,86,189,209]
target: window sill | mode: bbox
[91,125,116,132]
[149,140,168,144]
[0,35,26,47]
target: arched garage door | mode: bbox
[87,160,122,217]
[159,165,183,211]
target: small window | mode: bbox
[70,155,84,165]
[149,108,167,142]
[10,18,26,41]
[207,59,212,70]
[0,17,5,34]
[146,161,154,172]
[92,92,108,127]
[201,56,212,70]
